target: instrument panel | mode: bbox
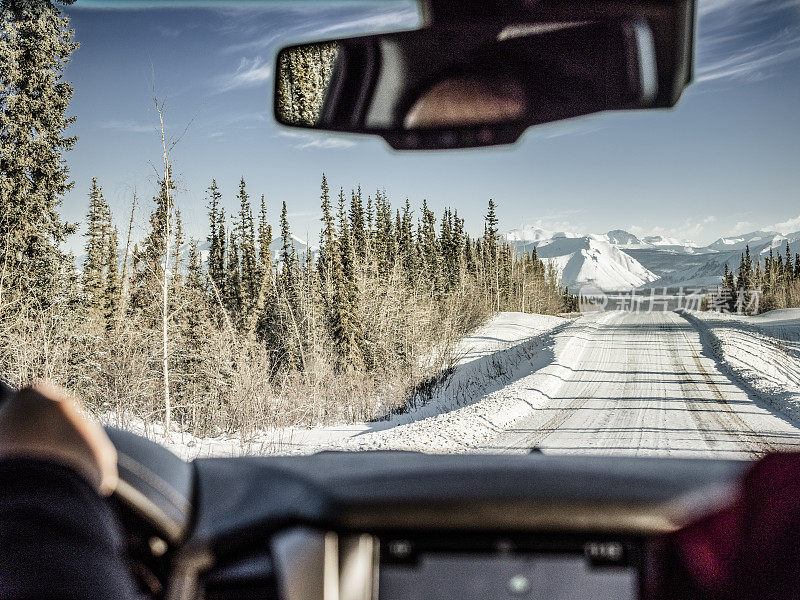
[378,533,641,600]
[270,528,644,600]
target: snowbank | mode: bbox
[330,313,618,453]
[681,309,800,424]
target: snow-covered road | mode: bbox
[484,311,800,458]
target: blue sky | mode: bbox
[60,0,800,254]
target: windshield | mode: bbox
[1,0,799,459]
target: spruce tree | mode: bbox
[463,235,476,276]
[254,200,284,371]
[206,179,225,293]
[399,198,416,283]
[365,193,374,254]
[484,199,500,310]
[257,194,272,271]
[215,209,227,302]
[277,200,304,370]
[178,239,210,416]
[171,208,184,293]
[419,200,438,292]
[0,0,78,304]
[104,225,120,328]
[237,177,257,305]
[755,260,763,290]
[256,193,273,304]
[225,231,242,317]
[278,200,299,308]
[183,240,207,337]
[131,172,177,317]
[256,270,283,369]
[439,208,456,292]
[452,211,465,265]
[350,185,366,260]
[329,189,362,370]
[186,240,204,297]
[374,189,395,277]
[318,173,335,283]
[82,177,110,311]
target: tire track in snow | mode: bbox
[661,320,721,453]
[669,313,777,457]
[689,351,777,456]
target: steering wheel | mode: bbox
[104,427,195,546]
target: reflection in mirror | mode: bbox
[276,42,339,127]
[404,74,528,129]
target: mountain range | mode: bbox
[504,226,800,291]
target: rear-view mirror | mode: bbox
[274,1,695,150]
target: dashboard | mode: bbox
[105,429,749,600]
[195,528,645,600]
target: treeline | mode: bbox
[2,171,572,436]
[715,243,800,314]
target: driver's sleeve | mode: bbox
[0,458,144,600]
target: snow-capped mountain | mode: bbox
[646,232,800,288]
[508,234,659,291]
[706,231,784,253]
[643,235,690,247]
[504,224,800,291]
[603,230,699,253]
[503,227,706,290]
[605,229,644,247]
[504,225,580,243]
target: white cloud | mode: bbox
[696,0,800,84]
[766,215,800,234]
[218,112,269,128]
[216,57,272,93]
[308,9,419,37]
[156,24,182,39]
[730,220,755,235]
[99,120,154,134]
[529,120,605,140]
[628,216,716,245]
[297,137,356,149]
[698,0,799,18]
[219,4,418,55]
[697,26,800,83]
[277,130,356,150]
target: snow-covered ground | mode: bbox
[680,309,800,424]
[131,312,569,459]
[123,310,800,460]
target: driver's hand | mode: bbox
[0,382,118,496]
